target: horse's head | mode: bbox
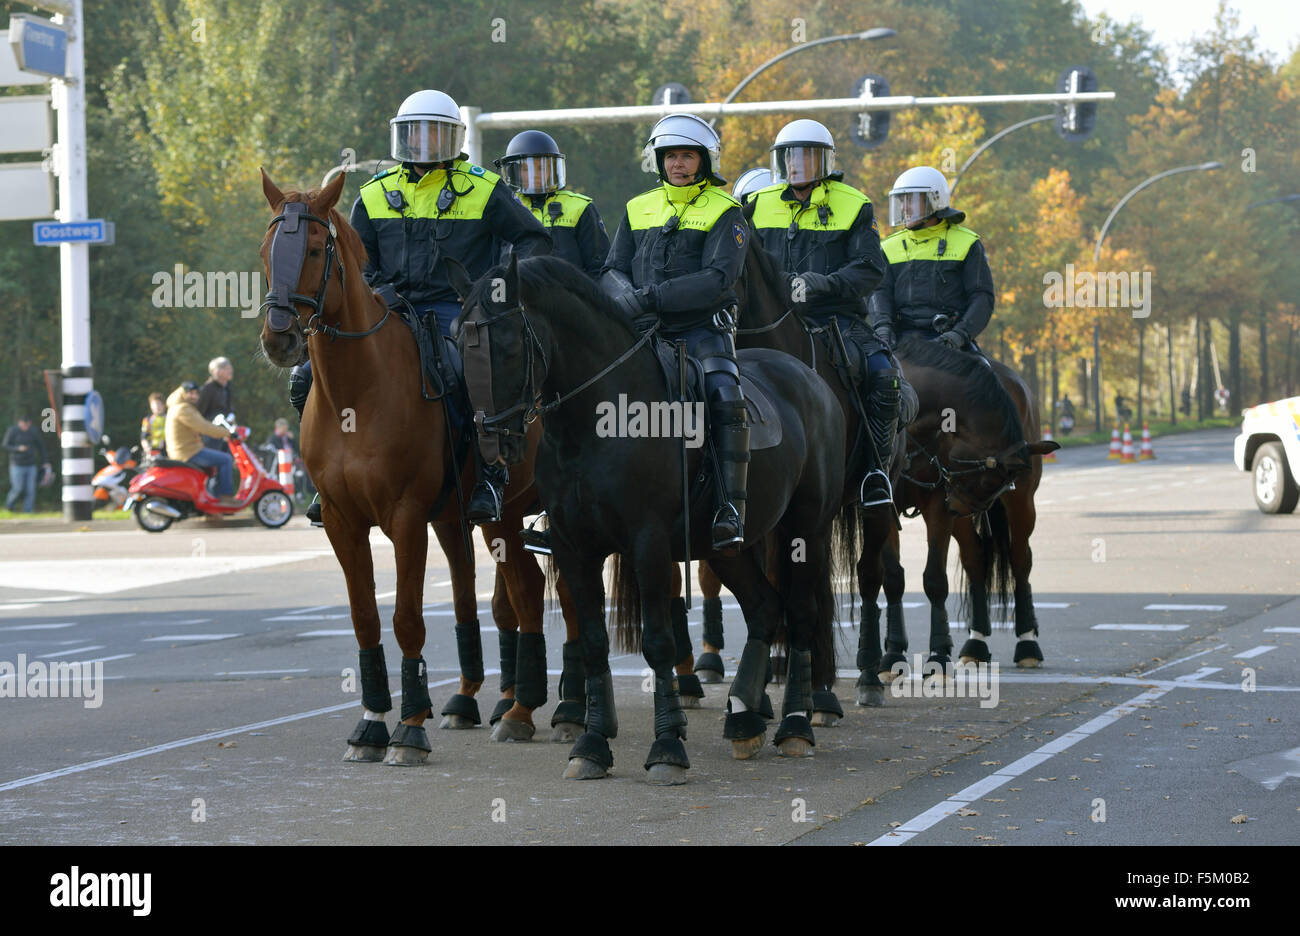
[448,253,541,467]
[941,437,1058,517]
[257,168,349,368]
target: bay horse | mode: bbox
[450,253,845,783]
[871,333,1058,681]
[256,170,583,766]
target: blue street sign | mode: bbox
[32,219,114,246]
[7,14,67,79]
[83,390,104,445]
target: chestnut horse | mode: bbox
[256,170,580,766]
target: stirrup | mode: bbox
[467,481,504,525]
[858,470,893,509]
[710,502,744,551]
[519,512,552,556]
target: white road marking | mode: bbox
[1092,623,1188,631]
[0,622,77,631]
[141,634,241,642]
[0,674,464,792]
[36,645,104,658]
[73,653,135,665]
[262,613,350,622]
[1137,645,1221,676]
[1264,627,1300,634]
[1144,603,1226,611]
[0,595,80,604]
[1233,645,1277,659]
[215,668,310,676]
[947,620,1015,630]
[285,604,336,615]
[0,551,335,595]
[0,604,37,612]
[867,686,1171,846]
[1176,666,1223,682]
[129,618,213,627]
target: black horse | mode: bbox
[873,333,1058,679]
[730,234,908,708]
[448,254,845,783]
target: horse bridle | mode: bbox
[260,200,390,342]
[901,435,1023,517]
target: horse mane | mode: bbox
[516,255,629,330]
[897,332,1024,443]
[743,236,786,299]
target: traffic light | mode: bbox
[1057,66,1098,142]
[850,74,891,150]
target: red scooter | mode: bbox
[124,417,293,532]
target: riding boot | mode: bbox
[468,457,508,525]
[859,367,901,509]
[710,400,749,551]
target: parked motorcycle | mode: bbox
[124,417,294,532]
[91,437,141,509]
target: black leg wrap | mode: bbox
[346,718,390,748]
[670,596,692,667]
[439,693,482,725]
[514,632,548,710]
[569,731,613,769]
[358,646,392,714]
[488,697,514,725]
[454,619,485,685]
[724,703,767,740]
[729,639,769,712]
[857,605,882,671]
[774,714,815,746]
[759,692,775,720]
[702,596,725,650]
[812,689,844,718]
[653,675,688,740]
[781,648,813,718]
[552,639,586,727]
[584,672,618,739]
[498,628,518,694]
[644,736,690,770]
[399,656,432,721]
[388,721,431,752]
[676,672,704,701]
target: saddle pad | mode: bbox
[738,374,782,451]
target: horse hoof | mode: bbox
[856,685,885,707]
[439,714,477,730]
[551,722,583,743]
[810,712,840,728]
[731,734,765,760]
[382,745,429,767]
[563,757,608,780]
[696,669,722,684]
[878,669,900,684]
[646,764,688,785]
[776,737,814,758]
[491,718,536,742]
[342,744,386,763]
[1018,657,1042,669]
[1014,639,1044,668]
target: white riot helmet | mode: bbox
[732,168,773,203]
[770,119,836,187]
[390,89,466,164]
[887,166,965,228]
[646,112,725,185]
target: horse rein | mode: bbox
[900,435,1020,517]
[261,201,391,342]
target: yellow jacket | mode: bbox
[164,387,228,462]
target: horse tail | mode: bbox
[610,553,642,654]
[986,499,1015,620]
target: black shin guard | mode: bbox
[558,640,586,703]
[670,597,691,667]
[514,632,548,710]
[358,646,392,714]
[702,596,725,650]
[654,675,688,740]
[498,629,518,695]
[782,648,813,717]
[730,639,770,711]
[399,656,432,721]
[584,672,618,739]
[454,619,485,684]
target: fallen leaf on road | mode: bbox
[1230,814,1249,824]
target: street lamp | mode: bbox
[711,27,897,126]
[949,114,1055,197]
[1088,161,1223,432]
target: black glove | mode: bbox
[937,329,965,350]
[614,286,659,331]
[873,325,896,351]
[794,270,834,299]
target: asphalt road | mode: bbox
[0,427,1296,845]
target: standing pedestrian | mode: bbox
[4,414,52,513]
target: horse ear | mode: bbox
[444,258,474,302]
[1026,440,1061,456]
[261,167,285,209]
[316,170,346,214]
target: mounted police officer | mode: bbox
[731,167,772,205]
[746,119,897,508]
[868,166,995,361]
[496,130,609,279]
[287,89,551,525]
[604,112,750,551]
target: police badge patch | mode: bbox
[469,164,486,176]
[733,222,745,247]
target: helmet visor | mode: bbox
[889,190,935,228]
[503,154,565,195]
[771,145,834,186]
[391,119,465,164]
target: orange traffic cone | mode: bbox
[1041,428,1057,462]
[1120,424,1136,463]
[1138,423,1156,460]
[1107,425,1122,459]
[276,447,295,495]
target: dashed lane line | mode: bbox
[1233,645,1277,659]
